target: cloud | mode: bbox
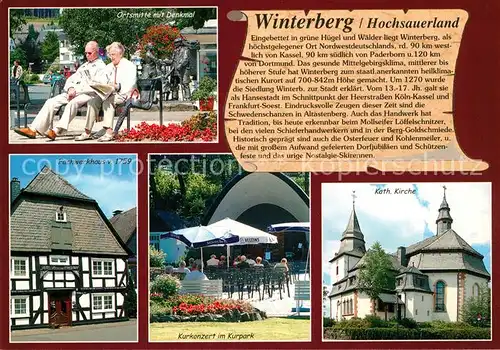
[322,182,491,257]
[64,174,137,218]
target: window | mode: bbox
[92,294,114,312]
[11,257,28,278]
[422,295,424,302]
[55,208,67,222]
[10,297,29,317]
[415,309,418,315]
[427,310,430,316]
[472,283,480,298]
[435,280,446,312]
[50,256,69,265]
[92,259,114,277]
[336,266,339,275]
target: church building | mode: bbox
[328,187,490,322]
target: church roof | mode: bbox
[407,251,490,278]
[406,229,483,258]
[334,205,366,259]
[23,166,93,201]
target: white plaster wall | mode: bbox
[43,281,54,288]
[427,272,458,322]
[335,259,345,282]
[104,312,115,319]
[40,256,47,265]
[465,274,489,301]
[34,315,41,324]
[32,256,36,267]
[84,311,90,320]
[45,272,53,280]
[93,313,103,319]
[105,279,116,288]
[71,256,79,265]
[32,276,37,290]
[407,292,433,322]
[80,294,90,308]
[54,272,64,280]
[32,296,40,311]
[82,257,89,271]
[357,292,372,319]
[66,282,75,288]
[54,282,64,288]
[83,274,89,288]
[117,293,124,306]
[330,296,340,320]
[93,279,102,288]
[66,272,75,281]
[16,281,29,290]
[15,318,29,325]
[117,259,126,272]
[43,312,48,324]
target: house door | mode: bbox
[48,292,72,327]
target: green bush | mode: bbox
[398,317,418,329]
[323,317,335,328]
[150,301,172,318]
[22,73,41,84]
[150,246,166,268]
[365,315,388,328]
[123,272,137,318]
[150,274,180,298]
[324,327,491,340]
[333,317,368,329]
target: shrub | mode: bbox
[172,298,254,316]
[323,317,335,328]
[150,301,172,318]
[150,274,181,298]
[181,111,217,134]
[365,315,388,328]
[398,317,418,329]
[123,272,137,318]
[150,246,166,268]
[333,317,368,329]
[324,327,491,340]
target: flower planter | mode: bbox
[199,97,215,111]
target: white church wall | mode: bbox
[357,292,372,319]
[427,272,458,322]
[335,259,344,282]
[465,274,489,301]
[405,292,432,322]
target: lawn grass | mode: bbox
[150,317,310,341]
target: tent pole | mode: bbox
[201,247,204,273]
[304,241,310,281]
[227,245,230,268]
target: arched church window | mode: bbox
[350,299,353,314]
[434,280,446,312]
[472,283,480,298]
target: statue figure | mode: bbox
[164,38,191,101]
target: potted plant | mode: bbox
[191,76,217,111]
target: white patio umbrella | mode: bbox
[207,218,278,267]
[160,225,239,272]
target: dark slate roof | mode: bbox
[332,206,366,260]
[396,266,433,293]
[406,229,482,258]
[109,207,137,244]
[407,251,490,278]
[11,167,128,256]
[23,166,92,201]
[150,209,185,232]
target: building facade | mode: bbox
[328,188,490,322]
[10,167,132,330]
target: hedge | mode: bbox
[324,327,491,340]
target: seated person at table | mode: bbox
[175,260,190,273]
[246,254,256,266]
[206,254,219,267]
[233,256,241,267]
[274,258,290,273]
[165,265,174,274]
[237,255,250,269]
[184,261,208,281]
[254,256,264,267]
[188,257,195,269]
[218,255,226,267]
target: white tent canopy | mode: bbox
[207,218,278,245]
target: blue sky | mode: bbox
[322,183,492,286]
[10,154,138,218]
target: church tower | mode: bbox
[436,185,453,235]
[330,191,366,282]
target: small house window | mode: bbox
[92,259,114,277]
[435,280,446,312]
[55,207,67,222]
[472,283,480,298]
[415,309,418,315]
[427,310,430,316]
[422,295,424,302]
[10,297,29,317]
[11,257,28,278]
[92,294,114,312]
[50,256,69,265]
[336,266,339,275]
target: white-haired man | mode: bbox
[84,42,137,142]
[14,41,105,141]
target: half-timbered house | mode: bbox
[10,166,133,330]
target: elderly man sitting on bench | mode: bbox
[13,41,105,141]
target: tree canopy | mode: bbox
[461,284,491,327]
[10,10,26,37]
[59,8,216,56]
[41,31,60,64]
[357,242,396,303]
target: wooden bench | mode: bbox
[179,279,223,298]
[294,280,311,316]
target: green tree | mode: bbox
[19,37,43,73]
[41,31,60,64]
[461,284,491,327]
[150,246,166,268]
[10,10,26,37]
[27,24,39,41]
[357,242,396,313]
[123,271,137,318]
[175,8,217,29]
[10,48,28,67]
